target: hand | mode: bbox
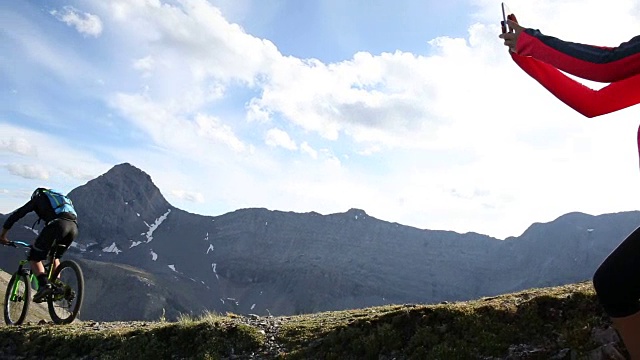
[0,228,9,245]
[499,18,525,53]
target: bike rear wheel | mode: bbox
[4,273,31,325]
[47,260,84,324]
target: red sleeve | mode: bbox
[511,53,640,118]
[511,52,640,169]
[517,30,640,83]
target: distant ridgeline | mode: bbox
[0,163,637,321]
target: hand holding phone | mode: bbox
[499,3,521,53]
[501,3,511,33]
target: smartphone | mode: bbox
[501,3,511,33]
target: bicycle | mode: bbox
[2,240,84,325]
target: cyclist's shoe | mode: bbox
[64,286,75,301]
[51,279,74,301]
[33,283,53,303]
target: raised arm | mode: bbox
[505,20,640,83]
[510,52,640,117]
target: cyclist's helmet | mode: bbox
[31,187,47,200]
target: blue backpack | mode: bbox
[33,188,77,217]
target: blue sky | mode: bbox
[2,0,640,239]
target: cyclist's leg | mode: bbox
[29,222,62,302]
[29,223,59,280]
[592,226,640,359]
[51,220,78,277]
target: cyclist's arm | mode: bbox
[2,200,35,231]
[511,52,640,117]
[517,29,640,83]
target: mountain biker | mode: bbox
[500,15,640,359]
[0,188,78,303]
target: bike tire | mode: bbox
[47,260,84,324]
[3,273,31,325]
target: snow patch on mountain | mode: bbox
[144,209,171,243]
[211,263,219,279]
[103,242,122,254]
[130,240,143,248]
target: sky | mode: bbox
[2,0,640,240]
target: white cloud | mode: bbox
[0,123,111,185]
[51,6,103,38]
[5,164,50,180]
[300,142,318,159]
[247,51,450,145]
[133,56,155,77]
[357,145,382,156]
[472,0,640,45]
[4,0,640,239]
[91,0,281,111]
[195,114,248,153]
[98,1,459,148]
[78,1,640,239]
[111,93,250,154]
[171,190,205,203]
[61,167,100,181]
[0,137,37,156]
[265,128,298,150]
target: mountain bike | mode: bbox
[2,240,84,325]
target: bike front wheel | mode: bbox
[4,272,31,325]
[47,260,84,324]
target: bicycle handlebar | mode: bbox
[2,241,31,249]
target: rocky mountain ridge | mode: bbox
[0,163,636,322]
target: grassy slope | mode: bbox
[0,281,628,359]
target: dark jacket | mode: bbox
[3,190,77,230]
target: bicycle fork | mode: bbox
[9,257,58,301]
[9,260,33,302]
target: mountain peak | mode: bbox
[107,162,151,179]
[95,163,168,206]
[345,208,367,216]
[66,162,173,248]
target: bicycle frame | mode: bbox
[4,239,84,325]
[7,241,60,301]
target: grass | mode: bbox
[278,282,612,359]
[0,317,264,359]
[0,281,628,359]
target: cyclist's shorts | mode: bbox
[28,219,78,262]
